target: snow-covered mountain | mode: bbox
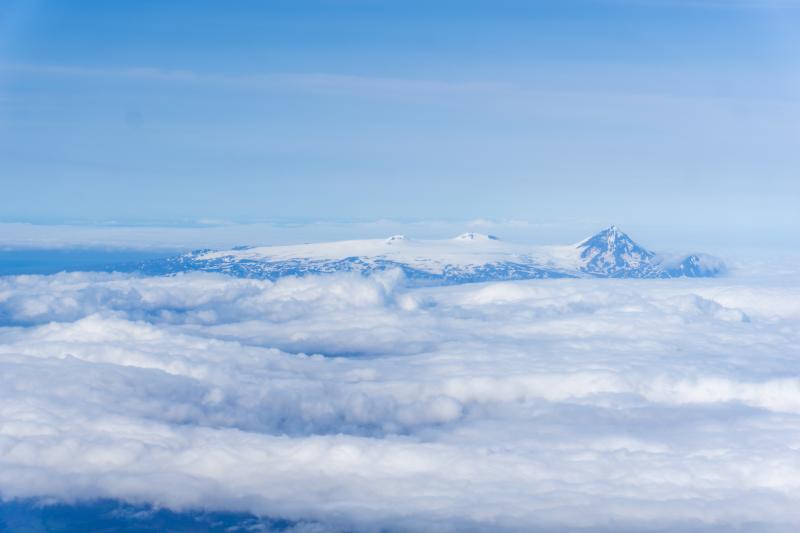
[140,226,725,284]
[574,225,723,279]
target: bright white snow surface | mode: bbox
[2,268,800,531]
[196,233,581,274]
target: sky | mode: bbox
[1,0,799,246]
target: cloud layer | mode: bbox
[2,271,800,531]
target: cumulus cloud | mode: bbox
[2,271,800,531]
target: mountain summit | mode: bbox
[576,226,658,277]
[574,226,724,278]
[140,227,725,284]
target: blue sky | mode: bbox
[1,0,798,244]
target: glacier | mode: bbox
[140,225,725,284]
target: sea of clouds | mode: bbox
[2,268,800,531]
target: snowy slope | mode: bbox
[140,226,725,283]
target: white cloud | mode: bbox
[1,271,800,530]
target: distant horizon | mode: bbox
[0,219,797,271]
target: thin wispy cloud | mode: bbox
[1,63,513,98]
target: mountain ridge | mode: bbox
[139,226,725,284]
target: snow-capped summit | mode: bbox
[454,233,500,242]
[576,225,658,277]
[140,227,725,284]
